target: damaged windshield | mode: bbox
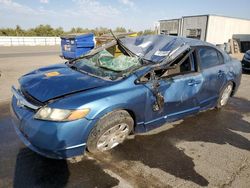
[67,35,195,80]
[69,49,141,80]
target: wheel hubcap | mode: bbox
[220,84,232,106]
[97,123,130,151]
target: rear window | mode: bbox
[199,48,223,69]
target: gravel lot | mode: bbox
[0,46,249,188]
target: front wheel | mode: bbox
[216,82,233,108]
[87,110,134,153]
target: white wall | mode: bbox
[206,15,250,44]
[0,36,61,46]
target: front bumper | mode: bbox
[10,95,95,159]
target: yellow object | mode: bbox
[115,33,137,57]
[115,45,122,57]
[128,33,138,37]
[45,71,60,77]
[67,109,90,121]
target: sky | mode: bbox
[0,0,249,31]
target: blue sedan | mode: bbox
[11,35,242,159]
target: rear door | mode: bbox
[196,46,227,109]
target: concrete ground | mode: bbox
[0,46,249,188]
[0,46,61,101]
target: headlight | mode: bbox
[34,107,90,121]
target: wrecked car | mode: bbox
[11,35,242,159]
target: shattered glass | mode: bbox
[70,35,203,80]
[88,50,140,72]
[72,49,141,80]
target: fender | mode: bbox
[86,103,146,133]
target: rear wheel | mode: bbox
[216,82,233,108]
[87,110,134,153]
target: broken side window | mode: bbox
[154,51,196,79]
[138,50,197,83]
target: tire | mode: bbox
[87,110,134,153]
[216,82,233,108]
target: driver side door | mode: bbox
[142,50,203,130]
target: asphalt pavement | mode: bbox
[0,46,249,188]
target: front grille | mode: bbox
[20,87,44,106]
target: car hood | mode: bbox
[19,64,112,102]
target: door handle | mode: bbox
[188,79,201,86]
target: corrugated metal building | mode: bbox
[157,15,250,52]
[158,19,181,36]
